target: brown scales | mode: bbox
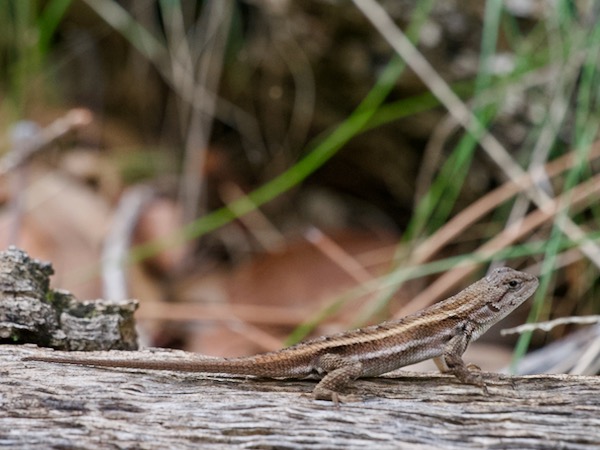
[24,267,538,402]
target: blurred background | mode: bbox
[1,0,599,374]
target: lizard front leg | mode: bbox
[312,353,363,402]
[433,331,488,393]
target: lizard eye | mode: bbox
[508,280,520,288]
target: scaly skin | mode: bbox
[23,267,538,402]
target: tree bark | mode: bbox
[4,344,600,450]
[0,246,137,351]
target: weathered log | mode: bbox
[2,249,599,448]
[3,344,599,449]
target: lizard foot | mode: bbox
[311,387,362,405]
[312,386,340,405]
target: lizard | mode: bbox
[23,266,538,402]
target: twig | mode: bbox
[305,228,374,285]
[502,316,600,335]
[102,186,154,301]
[0,109,92,175]
[219,182,286,252]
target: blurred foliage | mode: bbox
[1,1,600,359]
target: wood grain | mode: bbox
[6,345,600,449]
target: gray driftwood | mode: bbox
[3,344,600,450]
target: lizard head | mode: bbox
[461,267,539,339]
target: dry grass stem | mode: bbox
[353,0,600,268]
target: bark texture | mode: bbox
[0,246,137,350]
[4,344,600,450]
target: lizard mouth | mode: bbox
[486,303,501,312]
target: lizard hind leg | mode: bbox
[312,353,363,402]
